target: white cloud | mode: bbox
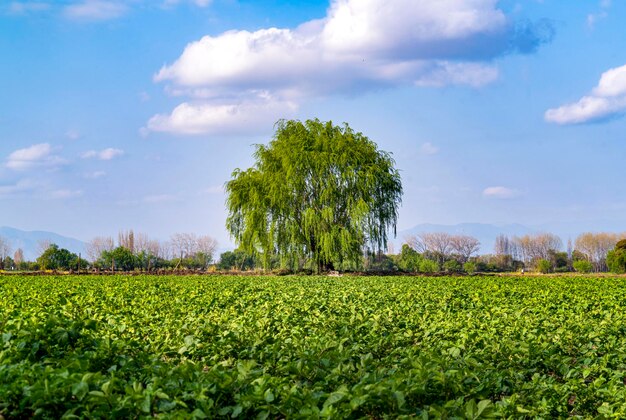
[48,189,83,199]
[147,96,298,135]
[6,1,50,14]
[81,148,124,160]
[143,194,178,203]
[64,0,127,21]
[6,143,66,171]
[163,0,212,7]
[482,186,520,199]
[203,185,224,194]
[99,148,124,160]
[587,0,611,29]
[420,142,439,155]
[65,129,81,140]
[149,0,551,135]
[84,171,106,179]
[0,179,38,198]
[545,64,626,124]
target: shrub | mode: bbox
[419,259,439,273]
[443,260,462,273]
[464,261,477,274]
[573,260,593,273]
[536,259,552,274]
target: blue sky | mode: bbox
[1,0,626,248]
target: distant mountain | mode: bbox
[0,226,86,261]
[394,223,536,255]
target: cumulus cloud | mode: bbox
[149,0,553,135]
[482,186,520,199]
[147,96,298,135]
[6,143,67,171]
[81,148,124,160]
[64,0,127,21]
[545,64,626,125]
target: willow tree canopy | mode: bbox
[225,119,402,271]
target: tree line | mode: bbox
[0,230,624,274]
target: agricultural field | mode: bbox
[2,275,626,418]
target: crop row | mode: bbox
[2,275,626,418]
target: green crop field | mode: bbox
[2,275,626,418]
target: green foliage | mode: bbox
[5,275,626,418]
[397,244,422,272]
[36,244,84,270]
[615,239,626,251]
[99,247,136,271]
[573,260,593,273]
[463,261,477,274]
[365,253,397,272]
[607,249,626,274]
[419,259,439,273]
[225,119,403,272]
[536,259,552,274]
[548,250,569,271]
[218,249,256,271]
[443,259,462,273]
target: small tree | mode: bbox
[607,240,626,274]
[100,247,136,271]
[37,244,81,270]
[218,249,256,271]
[397,244,422,272]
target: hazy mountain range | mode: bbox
[0,226,86,261]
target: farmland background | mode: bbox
[3,274,626,418]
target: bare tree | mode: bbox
[575,232,624,272]
[36,239,52,257]
[196,235,218,261]
[494,234,511,256]
[450,235,480,262]
[0,236,11,260]
[14,248,24,267]
[86,236,114,262]
[118,230,135,253]
[170,233,196,259]
[512,233,562,265]
[406,232,453,263]
[168,233,218,268]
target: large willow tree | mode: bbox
[226,119,402,271]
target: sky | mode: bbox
[1,0,626,248]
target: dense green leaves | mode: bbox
[3,275,626,418]
[225,119,402,271]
